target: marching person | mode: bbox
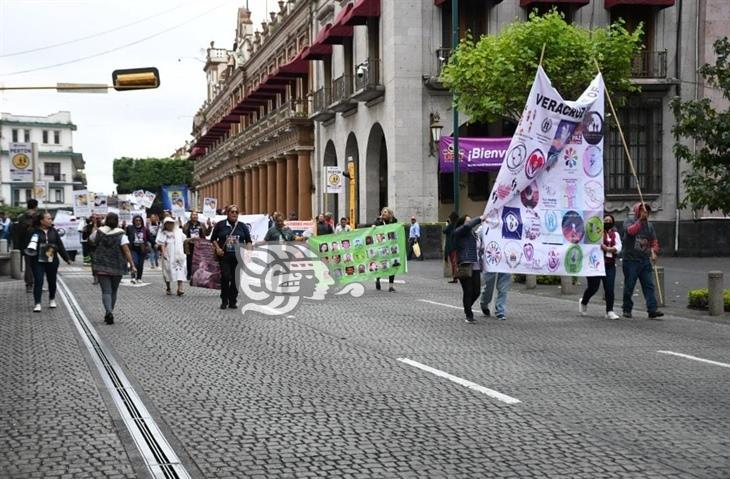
[622,203,664,319]
[453,214,484,323]
[443,211,459,283]
[408,216,423,261]
[373,207,398,292]
[210,205,253,309]
[183,210,210,282]
[89,212,135,324]
[579,214,622,320]
[147,214,161,269]
[156,217,187,296]
[335,217,351,234]
[125,215,149,284]
[264,212,295,242]
[13,198,39,293]
[82,214,102,284]
[27,211,72,312]
[316,213,334,236]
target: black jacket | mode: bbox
[210,220,252,261]
[453,217,482,264]
[28,227,70,263]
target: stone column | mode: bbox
[297,150,312,220]
[258,164,267,214]
[244,169,253,214]
[267,160,276,214]
[227,175,235,206]
[286,154,298,218]
[276,157,286,214]
[251,167,260,213]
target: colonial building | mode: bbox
[191,0,729,252]
[0,111,86,209]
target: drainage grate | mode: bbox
[58,277,191,479]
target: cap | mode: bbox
[411,216,416,220]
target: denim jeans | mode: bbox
[480,272,511,316]
[32,258,59,304]
[581,264,616,312]
[131,249,145,280]
[148,242,160,268]
[622,259,658,314]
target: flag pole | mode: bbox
[593,59,663,306]
[539,43,547,66]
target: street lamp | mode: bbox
[451,0,460,215]
[429,112,443,156]
[0,67,161,92]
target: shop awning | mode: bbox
[337,0,380,26]
[604,0,674,7]
[520,0,588,5]
[277,50,309,76]
[438,136,511,172]
[301,44,333,61]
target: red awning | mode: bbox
[520,0,588,5]
[604,0,674,7]
[337,0,380,26]
[278,50,309,76]
[434,0,446,5]
[301,44,333,61]
[318,22,354,45]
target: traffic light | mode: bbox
[112,67,160,91]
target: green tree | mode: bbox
[112,157,193,198]
[441,11,643,123]
[671,37,730,214]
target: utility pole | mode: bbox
[31,142,39,205]
[451,0,460,215]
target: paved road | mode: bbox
[1,260,729,478]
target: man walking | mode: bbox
[13,198,38,292]
[408,216,423,261]
[622,203,664,319]
[210,205,252,310]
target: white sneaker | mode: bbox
[49,300,57,309]
[578,299,587,316]
[33,304,41,312]
[606,311,620,320]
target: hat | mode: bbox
[163,217,175,225]
[411,216,416,220]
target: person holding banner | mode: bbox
[125,215,149,284]
[373,208,398,292]
[210,205,252,309]
[579,214,622,320]
[335,217,351,234]
[264,212,295,242]
[453,214,484,323]
[183,211,210,282]
[621,204,664,319]
[156,217,187,296]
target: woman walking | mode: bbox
[125,215,149,284]
[373,207,398,292]
[579,214,623,319]
[453,214,484,323]
[90,212,135,324]
[27,212,72,312]
[156,217,187,296]
[147,214,161,269]
[443,211,459,283]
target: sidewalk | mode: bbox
[0,279,137,479]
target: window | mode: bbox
[441,0,488,48]
[11,129,18,142]
[42,130,49,143]
[54,189,64,203]
[45,162,61,181]
[606,96,663,195]
[467,172,491,201]
[439,173,454,203]
[24,129,30,142]
[54,130,60,144]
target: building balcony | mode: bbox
[43,174,67,182]
[310,87,336,122]
[631,50,667,79]
[330,75,357,112]
[351,58,385,102]
[423,48,451,91]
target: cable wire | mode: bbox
[0,0,236,77]
[0,0,200,58]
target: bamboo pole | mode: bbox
[593,59,663,306]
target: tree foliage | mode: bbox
[441,11,643,123]
[672,37,730,214]
[113,157,193,195]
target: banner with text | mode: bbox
[53,210,82,252]
[307,223,407,285]
[481,67,605,277]
[9,143,32,182]
[438,137,511,173]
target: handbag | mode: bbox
[455,262,473,279]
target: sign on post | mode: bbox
[9,143,32,182]
[325,166,344,194]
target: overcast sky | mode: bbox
[0,0,269,194]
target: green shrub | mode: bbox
[687,288,730,312]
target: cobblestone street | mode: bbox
[2,261,729,478]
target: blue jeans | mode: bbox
[480,272,511,316]
[131,249,145,280]
[147,242,159,268]
[622,259,658,314]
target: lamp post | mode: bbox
[451,0,460,215]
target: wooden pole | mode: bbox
[539,43,547,67]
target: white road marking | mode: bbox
[657,351,730,369]
[418,299,462,310]
[396,358,521,405]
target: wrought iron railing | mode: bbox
[312,87,331,113]
[631,50,667,79]
[332,75,353,103]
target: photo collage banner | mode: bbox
[482,67,606,277]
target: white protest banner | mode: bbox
[203,197,218,219]
[53,210,82,251]
[131,190,145,205]
[118,195,133,223]
[92,193,108,214]
[212,214,269,243]
[143,191,156,208]
[325,166,344,194]
[9,143,32,182]
[73,190,91,218]
[482,66,605,277]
